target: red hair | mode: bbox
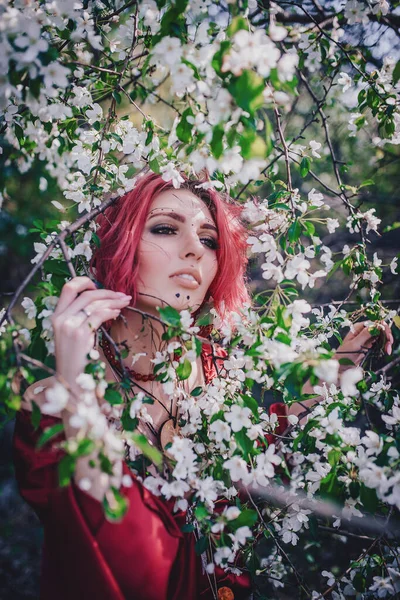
[91,172,250,325]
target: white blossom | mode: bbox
[225,405,252,432]
[42,382,69,415]
[223,456,250,483]
[390,257,398,274]
[160,163,185,189]
[254,444,282,485]
[327,218,340,233]
[21,297,37,319]
[209,419,231,443]
[85,103,103,124]
[309,140,322,158]
[337,72,352,93]
[230,526,252,545]
[340,367,363,396]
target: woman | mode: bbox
[13,172,393,600]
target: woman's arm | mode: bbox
[287,320,394,420]
[21,277,131,502]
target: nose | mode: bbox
[179,231,205,261]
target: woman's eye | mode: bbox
[151,225,177,235]
[201,237,218,250]
[150,225,218,249]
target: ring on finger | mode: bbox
[80,308,91,318]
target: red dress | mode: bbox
[13,343,287,600]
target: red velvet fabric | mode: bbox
[13,343,286,600]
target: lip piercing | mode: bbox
[175,293,180,298]
[186,296,190,300]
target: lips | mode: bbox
[170,269,201,289]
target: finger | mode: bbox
[62,313,88,329]
[344,321,365,341]
[54,277,97,316]
[354,323,379,344]
[383,323,394,354]
[83,297,132,316]
[61,289,131,318]
[82,307,122,331]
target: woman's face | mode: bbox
[135,189,219,315]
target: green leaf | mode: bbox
[227,16,248,37]
[288,219,302,243]
[328,449,341,467]
[300,157,311,177]
[194,336,202,357]
[149,157,160,174]
[37,423,64,448]
[7,395,21,410]
[58,454,76,487]
[121,408,138,432]
[104,388,124,405]
[191,386,203,397]
[239,130,267,159]
[271,202,291,211]
[302,220,315,237]
[230,509,258,530]
[242,394,259,417]
[195,504,209,520]
[210,411,224,425]
[264,114,274,156]
[269,190,289,202]
[14,123,24,143]
[358,179,374,189]
[195,536,208,555]
[181,523,195,532]
[349,481,360,499]
[31,400,41,431]
[181,58,200,80]
[352,572,366,593]
[234,429,254,457]
[131,433,163,467]
[210,124,224,158]
[360,484,378,512]
[158,305,181,327]
[75,438,95,457]
[176,107,194,143]
[338,357,356,366]
[151,0,188,43]
[393,60,400,85]
[92,233,101,248]
[211,41,231,76]
[228,70,265,116]
[43,260,71,277]
[327,259,344,280]
[385,118,395,136]
[103,486,129,522]
[112,90,122,104]
[176,359,192,380]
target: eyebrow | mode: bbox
[147,210,218,233]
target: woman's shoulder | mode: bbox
[22,376,58,414]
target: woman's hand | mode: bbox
[334,320,394,372]
[51,276,131,390]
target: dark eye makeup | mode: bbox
[150,224,219,250]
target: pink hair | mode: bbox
[91,172,250,325]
